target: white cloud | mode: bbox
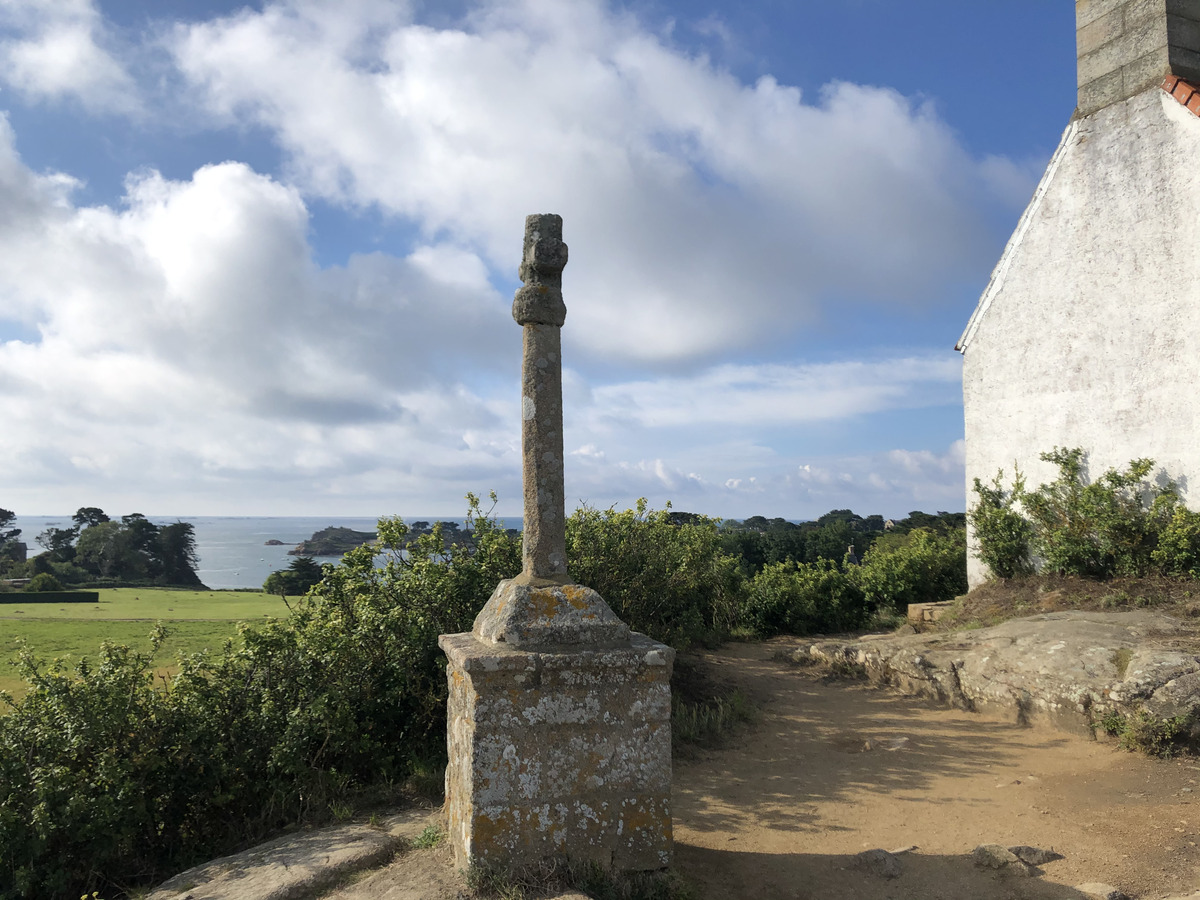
[561,439,968,520]
[172,0,1010,364]
[0,117,522,513]
[578,356,961,431]
[552,362,964,516]
[0,0,139,113]
[568,439,964,518]
[0,1,989,519]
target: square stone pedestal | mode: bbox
[438,631,675,872]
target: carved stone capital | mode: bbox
[513,213,568,327]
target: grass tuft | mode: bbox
[411,824,444,850]
[672,690,754,747]
[669,655,756,753]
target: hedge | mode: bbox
[0,591,100,604]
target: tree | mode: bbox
[28,554,54,576]
[36,525,79,563]
[264,556,325,599]
[0,508,22,573]
[665,511,706,526]
[120,514,161,581]
[75,521,124,578]
[805,519,863,566]
[0,508,19,545]
[817,509,861,527]
[158,522,203,587]
[71,514,202,585]
[263,571,291,599]
[72,507,110,529]
[287,556,324,589]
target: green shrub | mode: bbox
[742,528,966,637]
[48,560,91,585]
[970,469,1033,578]
[0,492,959,898]
[972,448,1192,582]
[0,495,521,900]
[1151,507,1200,577]
[850,528,967,613]
[2,491,722,897]
[565,501,741,648]
[25,572,64,592]
[1100,708,1196,758]
[743,559,865,635]
[1021,448,1176,578]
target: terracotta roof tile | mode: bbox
[1162,74,1200,115]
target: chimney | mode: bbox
[1076,0,1200,115]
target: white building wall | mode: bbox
[960,86,1200,587]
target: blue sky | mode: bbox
[0,0,1076,519]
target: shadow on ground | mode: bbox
[674,844,1092,900]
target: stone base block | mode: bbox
[906,601,953,625]
[438,631,674,872]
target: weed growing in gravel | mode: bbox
[672,689,754,746]
[1111,648,1134,678]
[1100,708,1196,757]
[411,825,444,849]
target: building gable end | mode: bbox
[955,119,1079,353]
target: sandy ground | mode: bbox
[325,637,1200,900]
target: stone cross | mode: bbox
[438,214,674,874]
[513,213,570,583]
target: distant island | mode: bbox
[289,526,377,557]
[287,521,494,557]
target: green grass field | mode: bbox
[0,588,291,700]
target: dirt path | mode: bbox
[674,638,1200,900]
[326,638,1200,899]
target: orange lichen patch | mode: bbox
[560,584,593,611]
[526,587,565,620]
[1163,73,1200,116]
[471,809,519,854]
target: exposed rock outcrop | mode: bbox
[796,611,1200,739]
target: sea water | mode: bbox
[9,515,523,590]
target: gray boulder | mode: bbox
[853,848,902,879]
[972,843,1032,876]
[1007,844,1065,866]
[1075,883,1130,900]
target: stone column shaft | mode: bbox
[511,212,570,583]
[521,323,567,580]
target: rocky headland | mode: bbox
[287,522,501,557]
[288,526,378,557]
